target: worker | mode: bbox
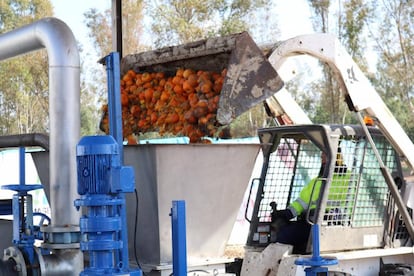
[271,149,350,252]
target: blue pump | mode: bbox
[74,52,141,276]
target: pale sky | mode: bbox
[51,0,110,46]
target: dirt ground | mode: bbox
[224,244,246,259]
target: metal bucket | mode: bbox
[121,31,283,125]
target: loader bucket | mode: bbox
[121,31,283,125]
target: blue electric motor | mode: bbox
[74,135,140,276]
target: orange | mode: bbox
[186,74,198,87]
[183,68,195,79]
[172,76,182,85]
[173,84,184,94]
[160,91,170,102]
[176,68,184,77]
[141,72,152,83]
[127,135,137,145]
[184,110,197,124]
[144,88,154,102]
[164,81,174,92]
[165,113,179,124]
[121,93,129,106]
[200,80,213,94]
[155,72,165,79]
[182,80,194,93]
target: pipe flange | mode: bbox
[33,247,47,275]
[3,246,27,276]
[41,225,80,249]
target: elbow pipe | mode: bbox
[0,17,82,275]
[0,17,80,227]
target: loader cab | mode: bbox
[246,124,410,253]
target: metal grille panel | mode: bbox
[258,134,401,229]
[258,138,321,222]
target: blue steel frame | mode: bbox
[171,200,188,276]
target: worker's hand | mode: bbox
[272,209,294,222]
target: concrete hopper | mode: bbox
[32,142,260,272]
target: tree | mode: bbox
[84,1,145,58]
[371,0,414,139]
[339,0,371,71]
[305,0,371,124]
[0,0,53,135]
[147,0,269,47]
[83,0,146,135]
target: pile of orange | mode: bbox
[100,67,228,143]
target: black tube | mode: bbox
[111,0,123,58]
[0,133,49,151]
[0,258,18,276]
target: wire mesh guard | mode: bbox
[258,133,409,243]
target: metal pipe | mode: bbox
[111,0,123,58]
[38,247,83,276]
[0,17,80,227]
[0,133,49,151]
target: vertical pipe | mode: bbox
[0,17,82,275]
[0,18,80,227]
[19,147,25,186]
[311,224,321,260]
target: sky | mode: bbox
[50,0,110,48]
[50,0,112,71]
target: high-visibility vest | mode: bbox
[287,171,352,218]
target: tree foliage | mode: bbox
[371,0,414,138]
[0,0,52,135]
[147,0,269,47]
[83,0,146,132]
[340,0,371,70]
[303,0,371,125]
[84,0,145,58]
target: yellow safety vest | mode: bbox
[288,171,351,217]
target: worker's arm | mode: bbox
[288,178,320,218]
